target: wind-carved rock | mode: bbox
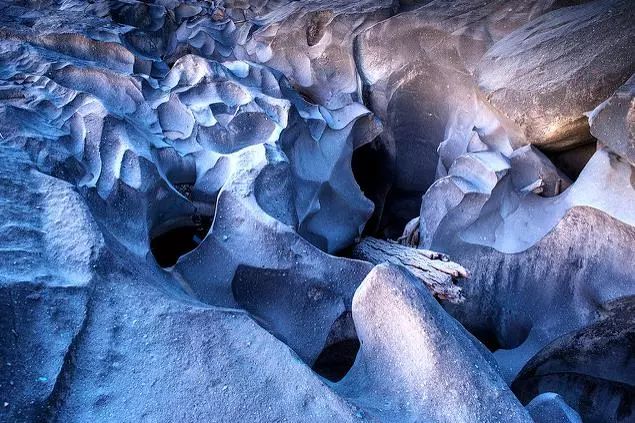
[334,264,532,423]
[0,1,634,422]
[354,0,587,232]
[477,0,635,151]
[0,2,383,420]
[513,296,635,423]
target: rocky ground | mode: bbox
[0,1,633,422]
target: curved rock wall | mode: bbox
[0,1,633,422]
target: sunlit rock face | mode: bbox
[354,0,594,235]
[335,264,532,423]
[476,0,635,151]
[0,1,634,422]
[409,1,635,410]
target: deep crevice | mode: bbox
[312,311,361,382]
[150,214,212,268]
[312,338,360,382]
[470,328,502,352]
[352,137,395,237]
[544,141,597,181]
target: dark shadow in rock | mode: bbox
[545,142,597,181]
[379,188,423,239]
[312,311,360,382]
[512,296,635,423]
[350,135,422,240]
[150,215,211,268]
[470,328,502,352]
[173,183,194,200]
[352,137,394,236]
[312,338,360,382]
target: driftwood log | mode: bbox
[352,237,469,304]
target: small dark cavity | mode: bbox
[545,141,596,181]
[174,182,194,200]
[470,328,502,352]
[150,214,211,267]
[312,338,361,382]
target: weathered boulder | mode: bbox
[0,137,368,423]
[174,145,372,365]
[354,0,583,232]
[513,296,635,423]
[443,205,635,382]
[422,147,635,254]
[477,0,635,150]
[335,264,532,423]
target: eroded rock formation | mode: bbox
[0,1,633,422]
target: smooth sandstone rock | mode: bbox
[0,1,633,422]
[336,264,532,423]
[355,0,584,230]
[0,134,366,423]
[443,206,635,382]
[174,145,372,365]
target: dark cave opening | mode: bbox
[544,141,597,181]
[312,338,361,382]
[150,214,212,268]
[471,328,502,352]
[312,311,361,382]
[352,138,396,237]
[469,320,533,353]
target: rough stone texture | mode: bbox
[0,141,368,423]
[240,0,393,109]
[0,3,380,254]
[589,73,635,166]
[174,145,372,365]
[477,0,635,150]
[0,2,382,420]
[400,3,635,415]
[0,1,633,422]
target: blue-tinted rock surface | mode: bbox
[0,1,633,422]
